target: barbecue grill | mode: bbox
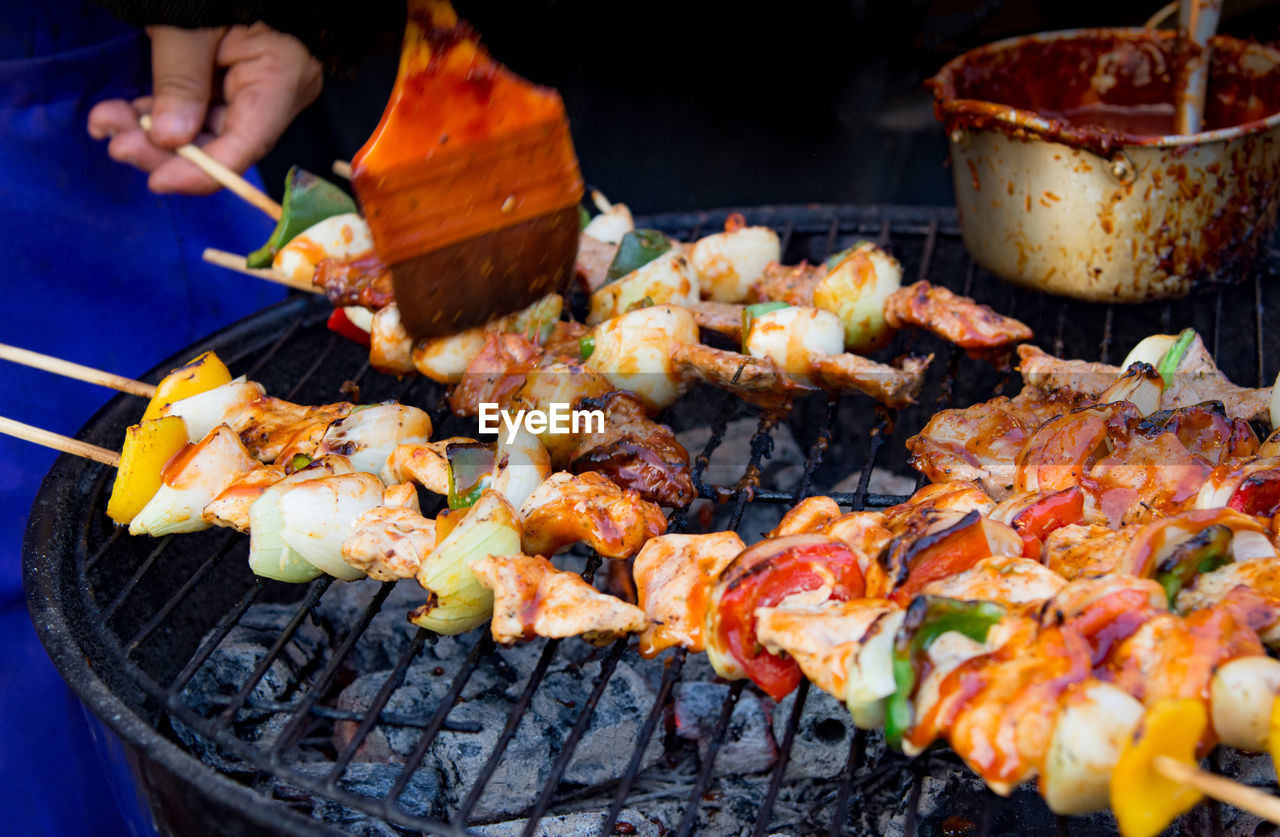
[24,204,1280,837]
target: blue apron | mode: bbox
[0,7,286,834]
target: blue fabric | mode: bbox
[0,10,287,835]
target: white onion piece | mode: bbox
[129,425,258,536]
[812,244,902,352]
[273,213,372,282]
[587,248,698,325]
[691,226,782,303]
[1120,334,1177,373]
[744,306,843,385]
[1194,472,1238,510]
[582,197,633,244]
[586,304,699,410]
[1211,656,1280,751]
[316,403,431,477]
[1042,682,1143,814]
[490,428,551,510]
[246,456,353,582]
[1271,370,1280,430]
[1231,530,1278,563]
[342,305,374,333]
[161,377,264,443]
[846,610,906,730]
[278,472,384,580]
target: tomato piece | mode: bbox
[890,512,990,606]
[327,308,371,346]
[1229,470,1280,517]
[1012,486,1084,541]
[713,535,864,701]
[1067,587,1161,666]
[1018,529,1043,560]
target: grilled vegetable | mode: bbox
[690,224,781,302]
[742,305,843,385]
[585,304,699,411]
[161,378,265,443]
[1210,656,1280,752]
[889,511,1020,605]
[140,351,234,422]
[327,308,371,347]
[315,403,432,476]
[277,472,384,580]
[489,428,551,510]
[1042,682,1144,814]
[1154,524,1233,605]
[129,425,257,536]
[812,243,902,352]
[884,596,1004,748]
[446,441,495,509]
[706,534,865,701]
[1110,699,1206,837]
[248,167,357,268]
[1156,328,1197,387]
[581,192,633,244]
[410,490,522,635]
[740,301,789,352]
[246,457,356,583]
[604,229,672,283]
[588,247,698,325]
[106,416,189,524]
[846,609,906,729]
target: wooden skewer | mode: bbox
[1145,1,1178,28]
[202,248,321,295]
[1153,756,1280,825]
[0,343,156,398]
[0,416,119,467]
[332,160,352,180]
[139,114,283,221]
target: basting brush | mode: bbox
[350,0,584,339]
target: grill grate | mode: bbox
[24,205,1280,837]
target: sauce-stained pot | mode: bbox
[931,28,1280,302]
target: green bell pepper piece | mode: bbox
[446,442,495,510]
[1155,524,1233,605]
[579,334,595,361]
[1156,328,1197,388]
[604,229,672,284]
[885,596,1005,749]
[247,167,358,268]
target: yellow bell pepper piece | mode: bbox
[1269,697,1280,778]
[1110,698,1207,837]
[139,351,232,422]
[106,416,190,524]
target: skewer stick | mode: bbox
[1144,1,1177,28]
[139,115,283,221]
[202,248,321,295]
[0,343,156,398]
[1153,756,1280,825]
[0,416,119,467]
[332,160,352,180]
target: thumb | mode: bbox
[145,26,225,147]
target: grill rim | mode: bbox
[22,201,1273,837]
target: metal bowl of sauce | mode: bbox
[930,28,1280,302]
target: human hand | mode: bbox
[87,24,323,195]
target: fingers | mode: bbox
[145,25,224,147]
[87,98,141,141]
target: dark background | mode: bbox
[265,0,1280,213]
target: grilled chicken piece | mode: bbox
[906,388,1082,497]
[342,504,436,582]
[884,281,1033,351]
[1041,524,1135,579]
[882,481,995,535]
[1017,345,1119,400]
[633,531,745,658]
[689,300,746,342]
[1178,559,1280,644]
[670,342,815,410]
[755,598,896,698]
[920,555,1065,607]
[770,496,843,537]
[574,233,618,293]
[369,303,415,375]
[519,471,666,559]
[471,553,646,645]
[238,397,354,463]
[312,251,394,309]
[810,352,931,408]
[381,437,476,494]
[203,464,285,532]
[747,261,825,306]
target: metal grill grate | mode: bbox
[25,205,1280,837]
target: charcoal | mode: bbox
[678,418,806,493]
[675,682,776,775]
[829,466,917,498]
[528,660,661,786]
[771,688,853,779]
[274,761,446,833]
[312,579,440,672]
[472,808,661,837]
[179,603,327,718]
